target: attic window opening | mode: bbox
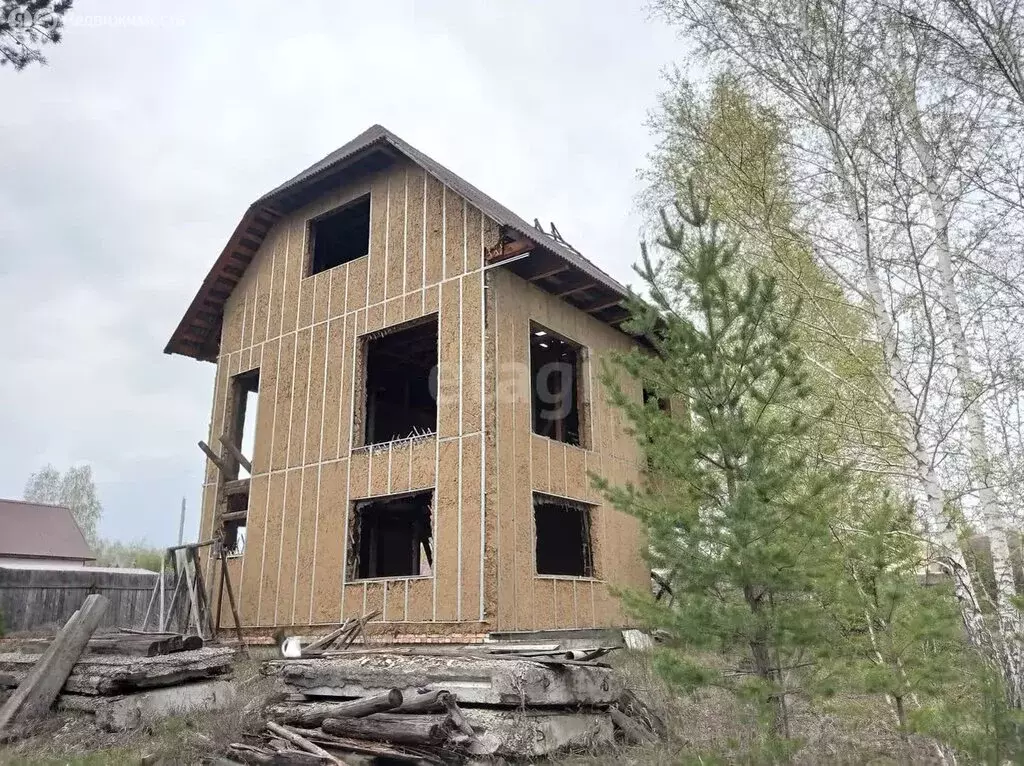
[349,490,433,579]
[534,494,594,577]
[362,316,439,446]
[309,195,371,276]
[230,370,259,478]
[530,323,585,447]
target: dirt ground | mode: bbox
[0,650,933,765]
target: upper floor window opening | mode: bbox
[308,195,371,276]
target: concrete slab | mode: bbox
[59,679,236,731]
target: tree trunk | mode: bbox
[901,75,1024,706]
[827,140,992,655]
[743,586,788,738]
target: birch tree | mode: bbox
[24,463,102,548]
[650,0,1024,700]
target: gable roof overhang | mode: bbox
[165,125,633,361]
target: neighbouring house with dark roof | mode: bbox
[0,499,95,569]
[167,125,650,638]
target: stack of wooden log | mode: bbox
[5,629,205,659]
[227,645,663,763]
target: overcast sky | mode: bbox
[0,0,682,546]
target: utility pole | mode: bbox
[177,497,186,546]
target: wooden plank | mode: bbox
[0,647,234,696]
[486,237,534,262]
[199,440,230,476]
[219,434,253,474]
[290,729,437,764]
[273,653,622,707]
[84,635,185,657]
[0,594,108,732]
[302,621,351,653]
[223,479,251,497]
[228,743,328,765]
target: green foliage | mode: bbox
[628,72,1007,759]
[597,179,849,737]
[823,494,973,743]
[0,1,73,70]
[24,463,103,548]
[910,659,1024,763]
[645,73,897,470]
[94,539,164,572]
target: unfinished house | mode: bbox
[166,125,650,638]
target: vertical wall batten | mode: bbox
[258,225,290,626]
[479,214,487,621]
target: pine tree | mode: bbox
[826,494,968,749]
[597,181,848,739]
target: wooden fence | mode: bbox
[0,566,164,635]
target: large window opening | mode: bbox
[530,324,584,446]
[349,491,433,579]
[309,195,371,276]
[534,494,594,577]
[232,370,260,479]
[363,316,439,446]
[223,487,248,557]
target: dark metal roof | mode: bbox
[166,124,630,361]
[0,499,95,561]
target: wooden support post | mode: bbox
[141,573,160,632]
[0,594,109,733]
[215,550,226,638]
[218,434,252,474]
[219,547,248,656]
[198,440,230,476]
[189,547,214,639]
